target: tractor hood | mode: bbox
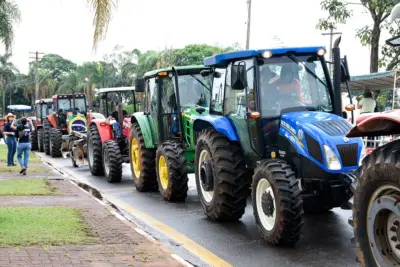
[279,111,364,173]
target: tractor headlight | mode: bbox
[323,145,341,170]
[359,145,366,166]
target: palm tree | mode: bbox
[0,53,18,115]
[0,0,21,52]
[88,0,118,50]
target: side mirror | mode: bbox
[135,78,145,93]
[200,69,212,77]
[92,100,97,108]
[340,56,350,83]
[231,63,247,90]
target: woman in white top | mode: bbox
[357,91,376,113]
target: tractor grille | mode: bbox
[305,133,323,164]
[312,120,352,136]
[336,144,358,167]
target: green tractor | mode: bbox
[130,65,211,201]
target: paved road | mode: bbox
[39,153,359,267]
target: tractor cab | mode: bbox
[52,94,87,131]
[34,98,53,127]
[134,65,211,145]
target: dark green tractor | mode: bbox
[130,65,211,202]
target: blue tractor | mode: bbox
[192,38,365,245]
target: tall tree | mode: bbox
[0,0,20,52]
[0,53,18,114]
[317,0,400,73]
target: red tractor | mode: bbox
[86,87,137,183]
[43,93,88,157]
[31,98,53,152]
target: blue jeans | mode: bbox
[112,122,121,138]
[17,142,31,169]
[6,136,16,165]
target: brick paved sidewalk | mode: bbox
[0,161,184,267]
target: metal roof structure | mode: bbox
[97,87,135,94]
[34,98,52,104]
[203,46,325,66]
[340,70,400,92]
[7,105,32,111]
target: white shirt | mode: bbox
[359,97,376,113]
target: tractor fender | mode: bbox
[347,109,400,138]
[90,121,113,144]
[131,113,156,148]
[45,114,57,128]
[193,115,238,141]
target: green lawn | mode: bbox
[0,145,41,163]
[0,207,97,246]
[0,165,48,173]
[0,179,56,196]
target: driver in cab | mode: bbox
[106,103,128,138]
[272,64,304,102]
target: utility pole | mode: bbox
[322,25,342,74]
[245,0,252,49]
[29,51,45,103]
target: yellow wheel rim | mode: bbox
[158,155,168,190]
[131,138,141,178]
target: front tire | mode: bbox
[129,123,157,192]
[87,124,104,176]
[102,140,123,183]
[49,128,62,157]
[252,159,304,246]
[38,128,44,152]
[43,120,51,155]
[195,129,249,221]
[30,130,38,151]
[156,141,188,202]
[351,140,400,266]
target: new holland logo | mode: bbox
[343,137,349,143]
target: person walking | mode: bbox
[3,113,17,166]
[12,117,34,175]
[357,91,376,114]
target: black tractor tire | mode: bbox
[351,140,400,267]
[156,141,188,202]
[102,140,123,183]
[49,128,62,157]
[37,128,44,152]
[87,124,104,176]
[195,129,250,221]
[43,120,51,155]
[30,130,38,151]
[129,123,157,192]
[252,159,304,246]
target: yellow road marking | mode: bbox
[105,194,233,267]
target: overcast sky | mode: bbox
[11,0,379,75]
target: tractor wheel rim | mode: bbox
[130,138,141,178]
[103,149,110,176]
[256,178,277,231]
[367,185,400,265]
[88,135,93,166]
[158,155,168,190]
[198,149,213,203]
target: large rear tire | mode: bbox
[43,120,51,155]
[156,141,188,202]
[351,140,400,266]
[30,130,38,151]
[37,128,44,152]
[49,128,62,157]
[129,123,157,192]
[87,124,104,176]
[252,159,304,246]
[102,140,123,183]
[195,129,249,221]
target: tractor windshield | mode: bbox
[177,74,211,108]
[57,97,87,113]
[258,55,332,117]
